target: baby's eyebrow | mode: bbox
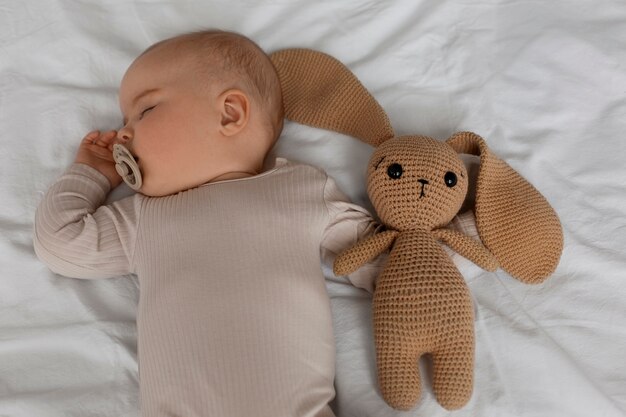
[133,88,160,107]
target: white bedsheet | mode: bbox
[2,1,626,416]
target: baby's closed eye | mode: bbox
[140,106,156,119]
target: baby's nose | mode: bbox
[117,126,132,142]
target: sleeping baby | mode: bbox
[33,30,382,416]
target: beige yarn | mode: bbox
[270,49,394,147]
[447,132,563,283]
[270,49,563,410]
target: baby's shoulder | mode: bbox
[273,158,330,182]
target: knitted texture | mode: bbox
[367,136,468,231]
[374,231,474,410]
[271,48,564,411]
[447,132,563,283]
[334,230,399,276]
[270,49,394,147]
[432,228,499,272]
[336,134,496,410]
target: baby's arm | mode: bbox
[33,131,141,279]
[320,175,388,293]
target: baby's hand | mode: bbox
[75,130,123,189]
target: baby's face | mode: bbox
[117,45,246,196]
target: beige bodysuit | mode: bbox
[33,157,381,417]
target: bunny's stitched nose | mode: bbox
[418,179,429,198]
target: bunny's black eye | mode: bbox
[444,171,457,187]
[387,163,403,179]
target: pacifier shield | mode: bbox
[113,144,143,191]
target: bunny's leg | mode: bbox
[376,335,422,411]
[430,333,474,410]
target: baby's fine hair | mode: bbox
[143,30,284,142]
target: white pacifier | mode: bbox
[113,144,143,191]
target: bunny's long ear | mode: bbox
[447,132,563,284]
[270,48,395,147]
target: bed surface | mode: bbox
[2,1,626,416]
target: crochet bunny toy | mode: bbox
[270,49,563,411]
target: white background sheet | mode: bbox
[1,1,626,416]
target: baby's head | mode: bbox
[117,30,283,196]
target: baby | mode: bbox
[33,30,381,416]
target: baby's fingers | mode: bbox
[82,130,101,144]
[81,130,118,152]
[94,130,118,148]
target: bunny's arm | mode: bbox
[433,228,499,271]
[334,230,399,276]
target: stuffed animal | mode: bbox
[270,49,563,411]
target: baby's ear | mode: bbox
[447,132,563,284]
[219,89,249,136]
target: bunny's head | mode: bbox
[270,48,563,283]
[368,136,468,231]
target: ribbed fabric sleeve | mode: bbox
[33,158,380,417]
[33,163,142,279]
[321,175,385,293]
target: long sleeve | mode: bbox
[33,163,143,279]
[321,175,387,293]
